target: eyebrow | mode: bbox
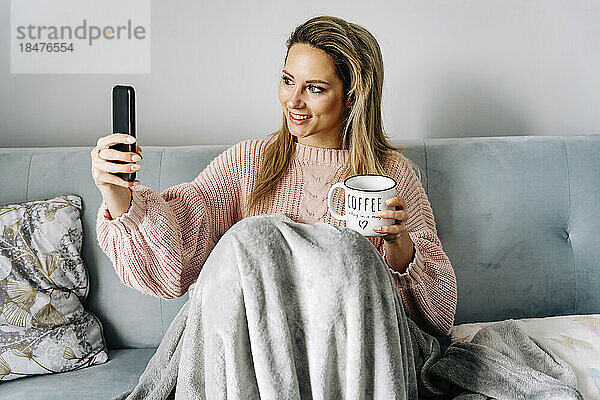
[282,70,330,85]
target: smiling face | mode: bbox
[278,43,350,149]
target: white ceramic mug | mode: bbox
[327,174,397,237]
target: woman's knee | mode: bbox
[226,214,283,240]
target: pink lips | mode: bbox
[289,111,312,125]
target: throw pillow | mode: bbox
[0,194,108,383]
[451,314,600,399]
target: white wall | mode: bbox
[0,0,598,147]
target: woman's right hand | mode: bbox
[91,133,142,191]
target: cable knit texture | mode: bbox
[96,136,457,336]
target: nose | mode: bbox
[286,86,305,109]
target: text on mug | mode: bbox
[347,194,382,213]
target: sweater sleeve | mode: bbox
[95,143,243,299]
[382,155,457,337]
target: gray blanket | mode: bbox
[110,213,582,400]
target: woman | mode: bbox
[92,13,455,361]
[92,15,456,339]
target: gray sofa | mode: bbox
[0,135,598,399]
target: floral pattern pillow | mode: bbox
[451,314,600,399]
[0,195,108,383]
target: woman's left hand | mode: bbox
[373,196,410,243]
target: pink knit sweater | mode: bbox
[96,137,457,336]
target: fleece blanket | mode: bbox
[110,213,583,400]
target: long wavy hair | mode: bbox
[245,15,421,217]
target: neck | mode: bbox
[296,137,342,150]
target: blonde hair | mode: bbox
[246,15,421,217]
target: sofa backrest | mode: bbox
[1,135,598,349]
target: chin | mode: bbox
[289,130,313,139]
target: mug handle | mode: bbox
[327,182,346,221]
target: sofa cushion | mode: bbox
[0,195,108,382]
[0,348,156,399]
[451,314,600,399]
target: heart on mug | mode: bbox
[358,220,368,229]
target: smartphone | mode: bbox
[109,84,137,183]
